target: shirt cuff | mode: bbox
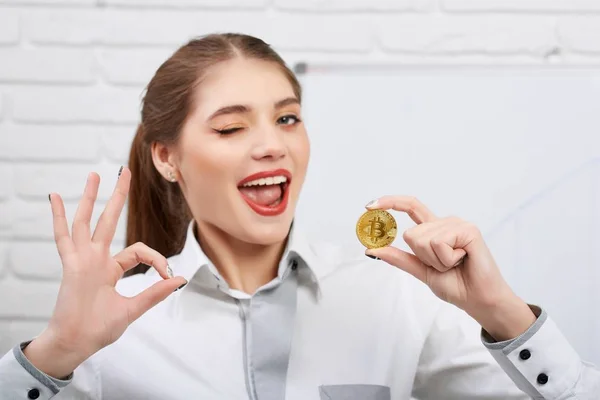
[481,305,582,399]
[481,304,545,348]
[0,340,73,399]
[15,340,73,389]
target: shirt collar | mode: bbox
[172,220,322,295]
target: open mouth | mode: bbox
[237,169,291,217]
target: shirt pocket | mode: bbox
[318,384,391,400]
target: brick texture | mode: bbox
[0,48,95,84]
[558,17,600,53]
[0,12,19,45]
[378,16,558,55]
[444,0,600,12]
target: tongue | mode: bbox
[239,185,282,206]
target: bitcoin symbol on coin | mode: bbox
[368,217,385,241]
[356,209,397,249]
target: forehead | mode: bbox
[193,57,297,117]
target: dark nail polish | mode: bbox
[454,255,466,267]
[118,166,123,178]
[174,282,187,292]
[48,194,51,203]
[366,254,381,260]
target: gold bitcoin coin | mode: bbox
[356,209,397,249]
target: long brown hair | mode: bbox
[124,33,302,276]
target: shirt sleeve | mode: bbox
[0,340,101,399]
[412,299,530,399]
[482,305,600,399]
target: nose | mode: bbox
[250,124,287,161]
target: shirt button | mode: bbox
[27,388,40,399]
[519,349,531,360]
[537,373,549,385]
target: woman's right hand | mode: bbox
[23,167,187,379]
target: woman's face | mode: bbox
[174,57,309,245]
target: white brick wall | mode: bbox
[443,0,600,12]
[378,15,559,55]
[1,0,600,354]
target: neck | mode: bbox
[194,221,288,294]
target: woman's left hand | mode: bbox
[365,195,536,341]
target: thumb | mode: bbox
[367,247,428,284]
[127,277,187,323]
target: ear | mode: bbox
[151,142,179,183]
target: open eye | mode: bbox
[277,115,301,126]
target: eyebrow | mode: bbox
[207,97,300,121]
[274,97,300,109]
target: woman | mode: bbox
[0,33,597,400]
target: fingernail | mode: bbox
[48,194,51,203]
[174,282,187,292]
[118,166,123,178]
[365,199,378,208]
[166,264,174,279]
[366,254,381,260]
[454,256,466,267]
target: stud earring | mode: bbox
[167,171,176,182]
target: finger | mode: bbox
[113,242,173,280]
[401,217,462,249]
[71,172,100,247]
[409,219,467,271]
[126,277,188,323]
[50,193,75,259]
[367,195,436,224]
[92,167,130,245]
[366,246,429,284]
[402,221,440,250]
[402,221,445,268]
[431,227,468,268]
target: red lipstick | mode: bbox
[238,169,291,217]
[237,169,292,187]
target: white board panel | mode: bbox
[293,67,600,364]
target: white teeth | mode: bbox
[242,175,288,187]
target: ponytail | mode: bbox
[124,123,191,277]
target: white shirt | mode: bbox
[0,222,598,399]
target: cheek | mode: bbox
[291,130,310,171]
[180,145,231,191]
